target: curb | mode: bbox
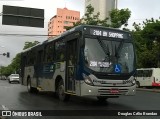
[136,88,160,93]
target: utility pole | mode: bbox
[0,52,10,78]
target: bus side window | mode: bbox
[37,50,43,64]
[143,70,147,77]
[147,70,152,77]
[146,70,152,77]
[55,40,66,61]
[44,43,54,63]
[143,70,152,77]
[137,70,143,77]
[26,51,36,66]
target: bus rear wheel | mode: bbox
[97,96,108,102]
[27,78,38,93]
[58,80,70,101]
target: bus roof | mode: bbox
[21,42,43,53]
[21,25,131,54]
[49,24,130,41]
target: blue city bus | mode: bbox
[20,25,136,101]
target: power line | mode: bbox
[0,31,47,32]
[0,33,56,37]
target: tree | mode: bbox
[1,65,13,76]
[142,19,160,67]
[23,41,40,50]
[66,4,131,30]
[83,4,101,25]
[109,8,131,28]
[132,18,160,68]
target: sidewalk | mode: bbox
[136,88,160,93]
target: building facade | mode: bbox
[48,8,80,38]
[85,0,116,20]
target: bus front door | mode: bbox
[66,39,77,93]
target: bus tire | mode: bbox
[27,78,38,93]
[97,96,108,102]
[58,80,70,101]
[136,81,140,88]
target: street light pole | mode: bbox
[0,45,4,79]
[0,46,9,79]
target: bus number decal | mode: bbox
[90,28,126,39]
[90,61,97,67]
[109,32,123,38]
[93,30,102,36]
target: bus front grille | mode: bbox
[98,89,128,96]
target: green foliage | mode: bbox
[1,65,13,76]
[66,4,131,30]
[23,41,40,50]
[83,4,101,25]
[142,20,160,42]
[110,8,131,28]
[132,18,160,68]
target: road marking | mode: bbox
[1,105,9,110]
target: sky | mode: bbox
[0,0,160,66]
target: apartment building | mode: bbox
[85,0,116,20]
[48,7,80,38]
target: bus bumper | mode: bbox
[80,81,136,97]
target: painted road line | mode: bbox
[1,105,9,111]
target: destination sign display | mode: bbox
[89,28,129,39]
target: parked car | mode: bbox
[0,75,6,80]
[8,74,20,83]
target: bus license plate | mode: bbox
[110,89,119,94]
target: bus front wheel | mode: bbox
[27,78,38,93]
[58,80,70,101]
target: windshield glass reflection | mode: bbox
[84,38,135,74]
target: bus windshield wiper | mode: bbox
[115,41,124,59]
[97,39,110,61]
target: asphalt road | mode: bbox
[0,79,160,119]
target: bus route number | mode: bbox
[93,30,102,36]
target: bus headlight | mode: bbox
[83,74,94,86]
[132,79,136,85]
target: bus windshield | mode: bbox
[84,38,135,74]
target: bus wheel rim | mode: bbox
[27,82,31,91]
